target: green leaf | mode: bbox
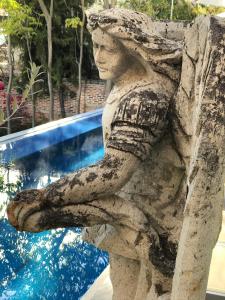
[0,0,39,36]
[22,62,43,100]
[0,108,5,124]
[12,97,18,112]
[65,17,82,29]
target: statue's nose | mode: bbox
[94,48,105,65]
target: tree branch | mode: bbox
[38,0,50,22]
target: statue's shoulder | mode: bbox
[118,79,170,109]
[112,79,170,128]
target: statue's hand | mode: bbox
[7,189,45,232]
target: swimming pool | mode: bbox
[1,109,224,300]
[0,110,108,300]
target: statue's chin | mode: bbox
[98,70,113,81]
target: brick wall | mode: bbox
[34,80,106,119]
[80,80,106,113]
[0,80,106,133]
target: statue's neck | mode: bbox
[113,61,146,87]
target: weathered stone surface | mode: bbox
[6,9,225,300]
[171,16,225,300]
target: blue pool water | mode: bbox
[0,121,108,299]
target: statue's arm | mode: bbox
[42,148,140,205]
[7,89,170,230]
[11,89,169,209]
[40,89,170,206]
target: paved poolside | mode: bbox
[82,211,225,300]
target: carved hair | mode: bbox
[88,8,183,82]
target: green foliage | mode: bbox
[0,173,4,192]
[16,0,96,91]
[0,109,5,125]
[0,62,43,126]
[2,180,21,197]
[23,62,44,99]
[120,0,195,20]
[120,0,154,16]
[172,0,195,20]
[150,0,170,19]
[119,0,225,20]
[65,17,83,29]
[0,164,21,196]
[193,4,225,16]
[0,0,39,37]
[0,0,20,11]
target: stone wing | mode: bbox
[172,16,225,299]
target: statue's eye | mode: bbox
[105,47,117,53]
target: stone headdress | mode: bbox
[87,8,183,82]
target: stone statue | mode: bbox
[7,9,225,300]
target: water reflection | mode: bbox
[0,128,108,300]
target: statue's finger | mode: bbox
[7,201,19,228]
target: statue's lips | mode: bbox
[97,67,108,72]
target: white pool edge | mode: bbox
[0,109,103,144]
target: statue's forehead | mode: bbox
[92,28,119,49]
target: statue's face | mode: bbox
[92,28,131,81]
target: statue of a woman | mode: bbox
[7,9,187,300]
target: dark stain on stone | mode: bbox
[90,192,98,199]
[123,20,140,32]
[107,138,148,162]
[87,203,115,222]
[100,154,123,170]
[162,168,172,181]
[69,176,85,189]
[172,209,177,217]
[211,17,224,45]
[149,233,177,277]
[86,172,98,183]
[102,171,115,180]
[134,34,148,43]
[191,231,197,238]
[155,284,168,296]
[134,232,144,246]
[13,189,42,204]
[44,185,64,204]
[107,88,171,161]
[112,89,169,129]
[39,209,88,229]
[194,212,199,218]
[189,165,199,184]
[54,176,70,189]
[99,16,118,24]
[89,14,117,30]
